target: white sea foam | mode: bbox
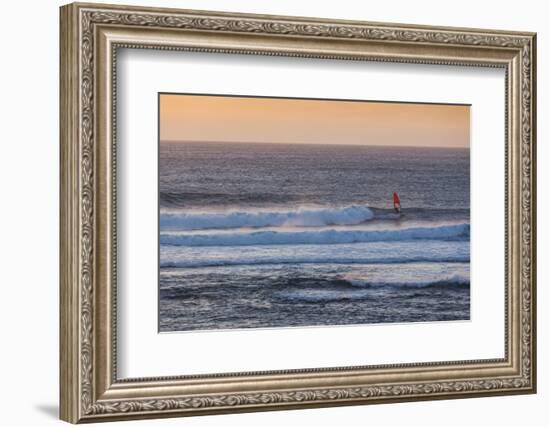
[160,205,376,230]
[160,255,470,269]
[160,240,470,268]
[343,273,470,288]
[276,273,470,303]
[160,223,470,247]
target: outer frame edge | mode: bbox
[60,2,537,423]
[60,3,81,424]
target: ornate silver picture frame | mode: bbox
[60,2,536,423]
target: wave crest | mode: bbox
[160,223,470,247]
[160,205,375,231]
[277,274,470,303]
[343,273,470,289]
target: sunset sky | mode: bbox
[160,94,470,148]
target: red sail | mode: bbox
[393,192,401,206]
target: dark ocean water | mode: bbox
[159,142,470,332]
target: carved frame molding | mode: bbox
[60,2,536,423]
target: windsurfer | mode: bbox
[393,192,401,214]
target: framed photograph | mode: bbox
[60,2,537,423]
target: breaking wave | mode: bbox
[160,223,470,247]
[277,274,470,303]
[342,273,470,289]
[160,205,375,230]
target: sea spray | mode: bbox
[160,205,375,230]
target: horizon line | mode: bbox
[160,139,470,149]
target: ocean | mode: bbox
[159,142,470,332]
